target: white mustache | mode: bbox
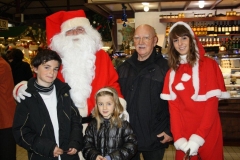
[137,45,146,48]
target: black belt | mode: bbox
[82,114,94,124]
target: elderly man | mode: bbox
[13,10,128,159]
[117,24,172,160]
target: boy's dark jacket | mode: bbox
[12,78,83,160]
[83,118,137,160]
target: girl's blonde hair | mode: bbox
[92,87,124,130]
[168,24,198,70]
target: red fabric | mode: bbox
[15,84,24,96]
[57,49,123,116]
[0,57,16,129]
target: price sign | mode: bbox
[0,19,8,30]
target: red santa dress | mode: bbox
[160,21,230,160]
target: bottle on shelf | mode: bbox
[218,21,222,34]
[222,21,226,34]
[236,21,239,34]
[207,22,211,35]
[219,38,226,51]
[225,38,229,50]
[214,22,218,34]
[232,37,236,49]
[210,22,214,34]
[236,38,239,49]
[192,22,196,35]
[203,22,207,35]
[165,23,170,36]
[202,38,206,47]
[228,21,232,34]
[225,21,229,34]
[232,21,236,34]
[216,38,220,46]
[200,22,204,35]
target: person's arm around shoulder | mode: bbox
[13,81,31,102]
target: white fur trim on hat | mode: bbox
[168,21,199,55]
[169,21,194,37]
[61,17,90,32]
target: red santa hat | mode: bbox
[46,10,90,45]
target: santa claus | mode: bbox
[14,10,127,124]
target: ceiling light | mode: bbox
[144,6,149,12]
[199,1,205,8]
[142,2,149,6]
[142,2,149,12]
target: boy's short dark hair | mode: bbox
[31,49,62,68]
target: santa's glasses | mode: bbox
[65,27,85,36]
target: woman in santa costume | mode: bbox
[160,21,230,160]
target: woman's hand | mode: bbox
[96,155,107,160]
[66,148,78,155]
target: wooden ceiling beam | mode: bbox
[210,0,222,10]
[158,2,161,12]
[184,1,191,10]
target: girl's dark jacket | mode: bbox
[82,118,137,160]
[12,78,83,160]
[117,50,171,151]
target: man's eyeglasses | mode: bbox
[133,36,153,43]
[65,27,85,36]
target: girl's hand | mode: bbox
[96,155,105,160]
[53,146,63,157]
[66,148,78,155]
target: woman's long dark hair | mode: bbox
[168,24,198,70]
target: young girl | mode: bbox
[160,21,230,159]
[12,49,83,160]
[82,87,137,160]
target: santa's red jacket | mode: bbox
[57,49,124,117]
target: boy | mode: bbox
[12,49,83,160]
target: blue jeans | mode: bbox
[131,148,165,160]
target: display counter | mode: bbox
[219,98,240,146]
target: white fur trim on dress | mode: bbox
[189,134,205,146]
[61,17,90,33]
[191,61,199,101]
[174,138,188,150]
[169,70,177,100]
[160,93,171,100]
[181,73,191,81]
[175,83,184,90]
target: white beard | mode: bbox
[50,27,102,111]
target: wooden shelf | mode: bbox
[159,16,240,23]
